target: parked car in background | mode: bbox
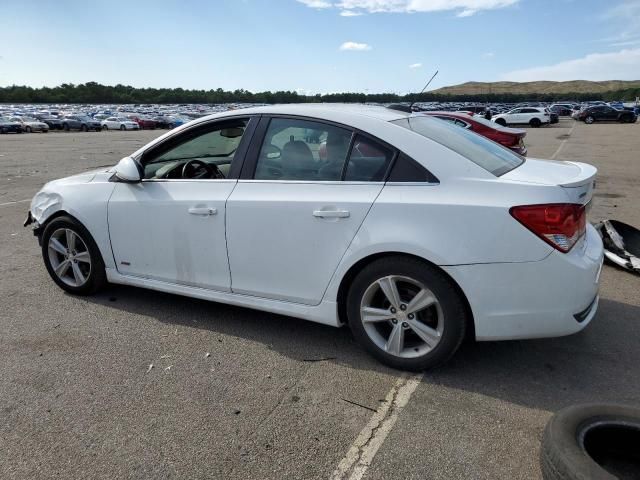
[25,104,603,371]
[127,115,157,130]
[152,115,174,129]
[492,107,550,127]
[549,105,574,116]
[9,116,50,133]
[35,114,64,130]
[423,111,527,155]
[549,110,559,124]
[577,105,637,124]
[0,116,23,133]
[101,117,140,131]
[62,115,103,132]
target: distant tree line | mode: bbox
[0,82,638,104]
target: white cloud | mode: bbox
[297,0,333,8]
[324,0,518,16]
[339,41,372,51]
[340,10,363,15]
[409,63,422,68]
[502,48,640,81]
[482,52,495,58]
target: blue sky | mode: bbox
[1,0,639,93]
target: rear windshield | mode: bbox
[392,116,524,176]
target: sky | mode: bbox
[1,0,639,94]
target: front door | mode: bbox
[108,117,254,291]
[226,117,395,305]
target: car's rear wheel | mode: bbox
[41,216,106,295]
[81,124,88,132]
[63,123,70,131]
[530,118,542,128]
[585,116,595,124]
[120,125,126,131]
[25,126,32,133]
[102,125,108,131]
[346,256,468,371]
[495,118,507,126]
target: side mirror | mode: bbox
[113,156,142,183]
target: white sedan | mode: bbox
[101,117,140,131]
[25,104,603,370]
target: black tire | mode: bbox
[25,126,32,133]
[81,124,88,132]
[530,118,542,128]
[102,125,108,131]
[346,256,468,371]
[0,127,5,134]
[541,404,640,480]
[41,215,107,295]
[63,123,70,131]
[495,118,507,127]
[120,125,126,131]
[585,115,595,124]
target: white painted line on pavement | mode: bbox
[0,199,30,207]
[331,373,423,480]
[551,121,577,160]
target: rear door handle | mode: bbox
[313,209,350,218]
[188,207,217,216]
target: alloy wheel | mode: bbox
[360,275,444,359]
[47,228,92,287]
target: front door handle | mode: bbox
[188,207,217,216]
[313,209,350,218]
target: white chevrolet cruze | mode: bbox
[26,104,604,370]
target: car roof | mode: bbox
[197,103,411,124]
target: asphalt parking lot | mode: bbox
[1,119,639,480]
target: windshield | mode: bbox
[392,116,524,176]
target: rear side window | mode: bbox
[344,135,393,182]
[392,116,524,177]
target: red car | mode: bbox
[421,111,527,156]
[128,115,157,130]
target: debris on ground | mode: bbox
[302,357,337,362]
[164,365,173,372]
[160,354,171,359]
[594,220,640,274]
[146,364,153,373]
[205,352,211,358]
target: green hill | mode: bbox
[431,80,640,96]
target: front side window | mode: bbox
[392,116,524,177]
[254,118,352,181]
[142,119,248,180]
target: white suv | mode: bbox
[492,107,550,128]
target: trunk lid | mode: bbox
[502,158,597,205]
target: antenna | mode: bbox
[409,70,438,110]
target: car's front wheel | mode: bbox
[347,256,468,371]
[585,115,595,124]
[41,216,106,295]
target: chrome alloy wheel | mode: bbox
[360,275,444,359]
[47,228,92,287]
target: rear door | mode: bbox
[226,116,394,305]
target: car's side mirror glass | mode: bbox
[113,156,142,183]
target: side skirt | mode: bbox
[105,268,341,327]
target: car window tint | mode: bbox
[254,118,352,181]
[392,116,524,177]
[143,119,248,180]
[344,135,393,182]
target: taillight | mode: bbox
[510,204,586,253]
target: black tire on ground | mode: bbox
[25,126,32,133]
[585,116,595,124]
[530,118,542,128]
[102,125,108,131]
[63,123,70,131]
[541,404,640,480]
[120,125,126,131]
[346,256,468,371]
[41,215,107,295]
[1,127,6,134]
[81,124,88,132]
[495,118,507,126]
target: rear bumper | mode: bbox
[443,224,604,341]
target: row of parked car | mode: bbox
[0,110,199,134]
